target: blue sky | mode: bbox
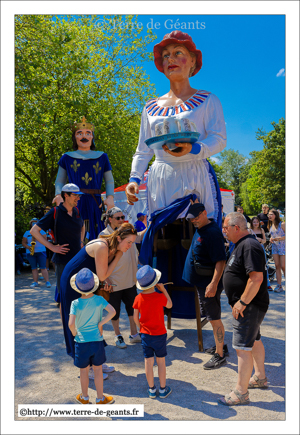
[120,14,285,159]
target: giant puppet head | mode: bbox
[72,116,96,151]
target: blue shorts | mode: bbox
[26,252,47,270]
[74,340,106,368]
[196,286,223,321]
[141,333,167,359]
[232,304,266,351]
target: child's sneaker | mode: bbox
[76,394,91,404]
[96,394,114,404]
[89,367,108,380]
[129,333,142,343]
[159,386,172,399]
[46,281,51,288]
[102,364,115,373]
[148,386,157,399]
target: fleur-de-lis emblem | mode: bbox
[93,161,102,175]
[82,172,92,185]
[71,160,80,173]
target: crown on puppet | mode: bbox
[71,116,95,133]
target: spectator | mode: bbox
[133,265,173,399]
[268,209,285,292]
[30,184,85,306]
[236,206,251,224]
[22,218,51,288]
[43,206,54,271]
[249,217,272,291]
[68,268,116,405]
[134,213,147,232]
[257,204,269,233]
[249,217,266,245]
[222,204,226,218]
[182,201,228,369]
[99,207,147,349]
[219,212,269,406]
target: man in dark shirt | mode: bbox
[236,206,251,224]
[31,183,85,303]
[183,202,227,370]
[219,212,269,406]
[257,204,270,233]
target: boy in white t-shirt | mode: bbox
[68,268,116,404]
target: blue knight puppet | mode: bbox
[53,117,115,240]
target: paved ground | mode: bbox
[14,266,287,429]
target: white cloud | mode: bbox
[276,68,285,77]
[210,156,220,164]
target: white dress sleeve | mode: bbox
[197,93,227,159]
[130,107,154,182]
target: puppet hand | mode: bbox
[104,196,114,210]
[52,194,63,206]
[162,142,192,157]
[125,182,139,205]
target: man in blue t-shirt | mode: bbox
[182,201,227,370]
[134,213,146,232]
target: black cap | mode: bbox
[186,203,205,220]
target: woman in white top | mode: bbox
[126,30,226,221]
[268,209,285,292]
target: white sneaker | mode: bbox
[103,364,115,373]
[129,334,142,343]
[88,367,108,380]
[115,335,127,349]
[274,285,284,293]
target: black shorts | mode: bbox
[232,303,266,350]
[108,285,137,320]
[196,286,223,321]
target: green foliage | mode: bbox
[15,15,157,204]
[207,158,231,190]
[213,149,249,205]
[240,119,285,212]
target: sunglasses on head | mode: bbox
[114,215,125,220]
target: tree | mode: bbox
[207,158,230,190]
[240,119,285,211]
[213,149,248,205]
[15,15,157,204]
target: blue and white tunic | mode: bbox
[130,90,227,220]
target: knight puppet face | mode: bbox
[72,116,95,151]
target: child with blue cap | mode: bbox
[133,265,172,399]
[68,268,116,404]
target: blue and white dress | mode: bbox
[130,90,227,221]
[269,222,285,255]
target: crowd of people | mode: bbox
[16,30,285,408]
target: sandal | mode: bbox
[248,374,268,389]
[218,389,250,406]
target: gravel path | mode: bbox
[14,268,288,431]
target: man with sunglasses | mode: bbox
[183,201,227,369]
[31,183,85,305]
[219,212,269,405]
[99,207,147,349]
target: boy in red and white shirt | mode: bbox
[133,265,172,399]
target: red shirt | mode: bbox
[133,291,168,335]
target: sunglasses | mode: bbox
[114,216,125,220]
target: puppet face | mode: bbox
[75,129,93,151]
[161,44,195,79]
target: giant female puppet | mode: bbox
[53,117,115,240]
[125,31,227,318]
